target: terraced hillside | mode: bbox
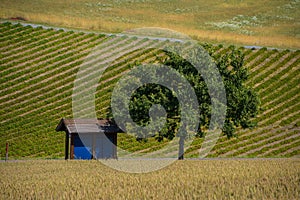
[0,22,299,159]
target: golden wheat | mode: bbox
[0,159,299,199]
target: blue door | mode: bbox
[73,135,92,159]
[73,133,115,159]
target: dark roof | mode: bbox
[56,118,122,134]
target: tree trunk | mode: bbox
[178,136,184,160]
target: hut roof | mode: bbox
[56,118,122,134]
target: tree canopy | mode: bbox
[109,45,260,158]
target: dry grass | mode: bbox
[0,159,299,199]
[0,0,299,49]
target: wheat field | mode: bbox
[0,159,299,199]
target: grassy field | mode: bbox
[0,22,299,159]
[0,0,299,49]
[0,159,299,199]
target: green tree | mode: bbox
[160,45,260,138]
[110,45,260,159]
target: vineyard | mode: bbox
[0,22,299,159]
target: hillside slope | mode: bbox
[1,0,299,49]
[0,22,299,159]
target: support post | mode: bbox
[5,142,8,161]
[114,133,117,159]
[92,133,96,159]
[70,134,74,159]
[65,132,69,160]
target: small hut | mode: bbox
[56,118,122,160]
